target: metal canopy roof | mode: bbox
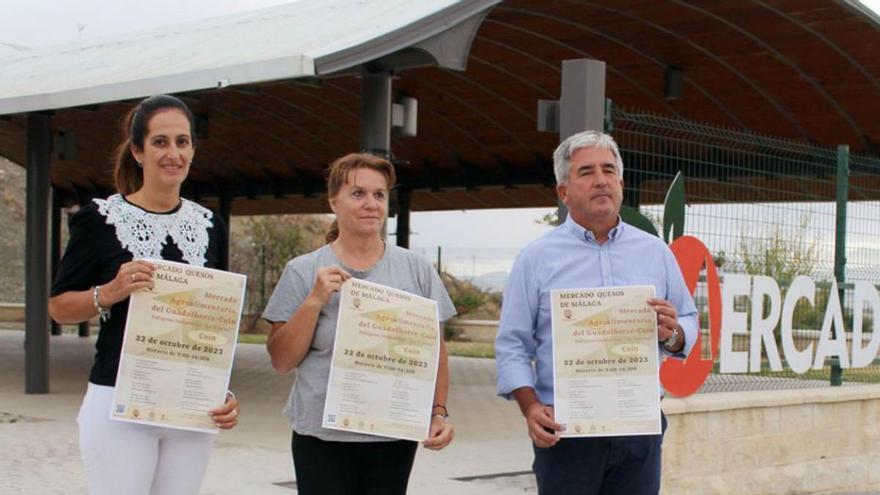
[0,0,497,114]
[0,0,878,215]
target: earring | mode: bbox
[136,161,143,168]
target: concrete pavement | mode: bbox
[4,330,876,495]
[0,331,535,494]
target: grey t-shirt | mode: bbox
[262,243,457,442]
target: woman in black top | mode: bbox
[49,95,239,495]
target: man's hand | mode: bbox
[648,298,683,352]
[524,402,563,448]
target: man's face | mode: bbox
[556,146,623,228]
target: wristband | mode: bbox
[92,285,111,322]
[432,404,449,418]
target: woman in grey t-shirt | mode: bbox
[263,153,456,495]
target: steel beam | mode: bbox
[361,73,392,158]
[50,189,62,336]
[396,188,411,248]
[218,192,232,269]
[556,58,607,221]
[25,113,52,394]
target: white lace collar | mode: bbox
[94,194,214,266]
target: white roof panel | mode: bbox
[0,0,498,115]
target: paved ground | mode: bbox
[2,330,877,495]
[0,331,536,494]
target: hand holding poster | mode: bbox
[323,278,440,441]
[551,285,661,437]
[112,259,246,433]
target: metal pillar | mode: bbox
[396,188,411,248]
[559,59,607,141]
[25,113,52,394]
[831,145,849,386]
[360,72,411,246]
[75,198,90,338]
[557,59,607,222]
[218,193,232,269]
[50,189,62,336]
[436,246,442,275]
[361,73,392,159]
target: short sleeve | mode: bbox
[51,204,105,296]
[262,259,311,323]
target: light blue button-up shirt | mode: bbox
[495,215,699,404]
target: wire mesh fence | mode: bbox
[424,107,880,391]
[611,105,880,387]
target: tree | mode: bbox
[230,215,330,331]
[738,216,819,284]
[440,271,488,316]
[738,216,822,343]
[535,210,561,227]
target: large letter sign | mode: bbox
[634,174,880,397]
[749,276,783,372]
[660,236,722,397]
[853,281,880,367]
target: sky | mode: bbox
[1,0,877,277]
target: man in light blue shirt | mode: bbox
[495,130,698,495]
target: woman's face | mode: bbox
[130,108,194,192]
[329,167,389,239]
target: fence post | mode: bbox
[831,145,849,386]
[436,246,442,275]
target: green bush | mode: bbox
[440,271,491,317]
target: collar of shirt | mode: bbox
[562,214,624,245]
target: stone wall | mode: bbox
[662,385,880,494]
[0,157,25,303]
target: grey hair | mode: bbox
[552,130,624,185]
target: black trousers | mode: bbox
[291,431,418,495]
[532,412,667,495]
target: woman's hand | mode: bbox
[308,265,351,306]
[100,260,156,306]
[267,265,350,374]
[209,393,240,430]
[422,415,454,450]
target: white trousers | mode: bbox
[77,383,216,495]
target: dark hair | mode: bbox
[112,94,196,195]
[324,153,397,243]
